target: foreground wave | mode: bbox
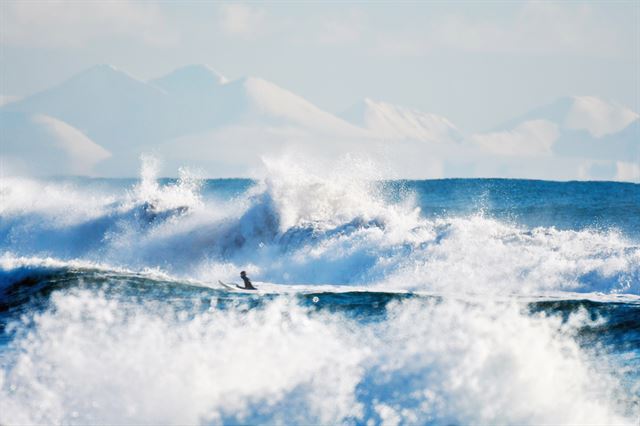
[0,159,638,424]
[1,267,638,424]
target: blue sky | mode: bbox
[1,1,638,131]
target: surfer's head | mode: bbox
[240,271,246,277]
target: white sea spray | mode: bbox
[0,290,632,424]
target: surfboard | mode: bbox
[218,280,257,291]
[218,280,237,290]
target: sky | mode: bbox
[1,0,638,132]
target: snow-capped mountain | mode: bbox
[224,77,367,136]
[1,64,375,174]
[150,64,228,94]
[1,64,637,180]
[150,65,367,137]
[2,64,367,152]
[3,64,169,152]
[0,110,110,175]
[341,98,463,144]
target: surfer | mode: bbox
[238,271,256,290]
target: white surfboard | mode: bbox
[218,280,257,291]
[218,280,237,290]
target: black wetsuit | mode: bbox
[240,276,256,290]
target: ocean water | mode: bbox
[1,160,639,425]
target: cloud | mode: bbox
[576,160,616,181]
[0,95,20,107]
[218,4,266,38]
[471,120,559,157]
[564,96,639,137]
[574,160,640,182]
[615,161,640,183]
[0,1,178,48]
[375,2,626,56]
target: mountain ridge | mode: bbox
[1,64,637,180]
[340,97,463,144]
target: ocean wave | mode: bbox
[0,284,636,425]
[0,158,638,296]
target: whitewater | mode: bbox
[1,158,639,425]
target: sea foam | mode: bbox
[0,289,632,424]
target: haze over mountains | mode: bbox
[1,64,638,181]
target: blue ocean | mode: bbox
[1,162,639,424]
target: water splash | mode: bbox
[0,289,633,424]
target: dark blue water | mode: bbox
[381,179,640,236]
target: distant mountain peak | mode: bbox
[341,98,462,143]
[86,63,118,72]
[151,64,228,93]
[226,76,367,136]
[68,63,140,84]
[32,63,167,102]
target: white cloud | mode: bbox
[0,95,20,107]
[615,161,640,183]
[218,4,266,38]
[576,160,616,181]
[471,120,559,157]
[1,1,178,48]
[574,160,640,182]
[564,96,639,137]
[375,2,625,56]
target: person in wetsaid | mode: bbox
[238,271,257,290]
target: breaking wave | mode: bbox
[1,282,637,425]
[0,157,638,295]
